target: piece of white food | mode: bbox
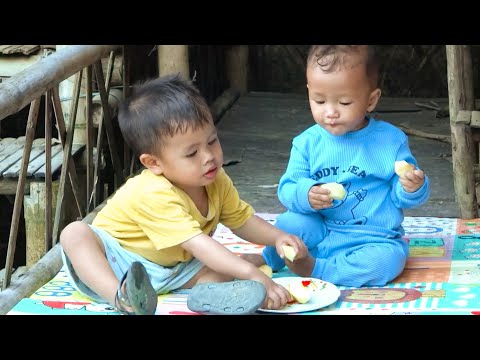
[320,182,346,200]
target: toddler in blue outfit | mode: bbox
[246,45,430,287]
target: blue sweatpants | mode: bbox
[262,211,409,287]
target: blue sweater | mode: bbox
[278,117,430,238]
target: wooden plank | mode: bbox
[5,46,22,54]
[0,137,25,163]
[2,139,46,177]
[0,45,20,54]
[17,45,40,55]
[3,46,21,54]
[0,138,31,175]
[26,144,62,176]
[0,137,16,151]
[33,144,85,178]
[0,142,40,175]
[0,45,40,55]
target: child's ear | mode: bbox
[367,88,382,113]
[139,153,163,175]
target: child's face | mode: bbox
[155,121,224,190]
[306,55,381,136]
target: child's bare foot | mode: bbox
[240,253,266,267]
[286,255,315,277]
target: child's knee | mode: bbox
[275,211,309,233]
[276,211,326,248]
[60,221,90,248]
[370,246,407,279]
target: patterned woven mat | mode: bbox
[8,214,480,315]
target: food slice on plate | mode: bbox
[287,281,313,304]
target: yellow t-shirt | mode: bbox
[92,167,254,266]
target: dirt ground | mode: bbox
[217,93,460,218]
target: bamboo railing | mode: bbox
[0,45,125,293]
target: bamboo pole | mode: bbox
[51,72,83,245]
[0,45,120,122]
[93,61,124,187]
[0,243,63,315]
[211,88,240,124]
[44,89,53,252]
[2,99,41,289]
[51,86,83,218]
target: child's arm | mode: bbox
[397,165,426,193]
[392,143,430,208]
[278,141,320,214]
[182,232,263,280]
[231,214,308,260]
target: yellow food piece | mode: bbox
[288,282,312,304]
[282,245,297,262]
[320,182,346,200]
[394,160,415,177]
[258,264,273,278]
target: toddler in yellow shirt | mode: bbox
[59,73,307,315]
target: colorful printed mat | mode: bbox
[8,214,480,315]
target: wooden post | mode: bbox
[225,45,248,95]
[23,180,60,269]
[446,45,478,219]
[157,45,189,78]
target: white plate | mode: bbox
[258,276,341,314]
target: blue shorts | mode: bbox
[61,224,205,303]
